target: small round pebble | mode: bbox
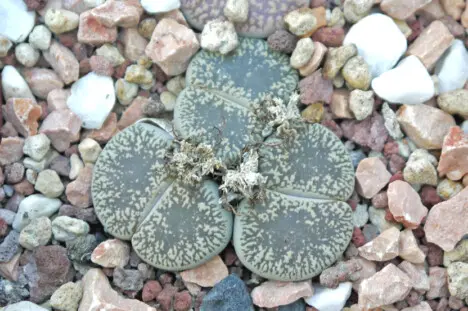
[160,91,177,111]
[50,282,83,311]
[115,78,139,106]
[69,154,84,180]
[224,0,249,23]
[267,30,298,54]
[342,55,371,90]
[35,169,65,198]
[290,38,315,69]
[23,134,51,161]
[52,216,90,242]
[26,169,38,185]
[166,75,185,96]
[29,25,52,51]
[437,178,463,200]
[78,138,102,164]
[19,216,52,250]
[15,43,39,68]
[349,89,374,121]
[5,163,25,184]
[201,19,239,55]
[45,9,80,34]
[343,0,374,23]
[138,18,158,39]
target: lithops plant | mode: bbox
[92,38,355,281]
[180,0,310,38]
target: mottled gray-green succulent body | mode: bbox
[92,38,355,281]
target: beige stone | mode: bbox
[462,5,468,27]
[438,126,468,180]
[299,41,327,77]
[47,89,71,111]
[77,11,118,45]
[437,89,468,119]
[23,68,64,100]
[121,28,148,62]
[79,269,156,311]
[43,41,79,84]
[381,0,431,20]
[399,229,426,264]
[330,89,353,119]
[351,257,377,291]
[417,0,446,20]
[355,157,392,199]
[251,280,313,308]
[444,239,468,266]
[145,18,199,76]
[397,104,456,150]
[424,187,468,251]
[91,239,130,268]
[387,180,428,229]
[179,255,228,287]
[440,0,465,20]
[90,0,143,28]
[323,44,357,80]
[358,264,412,309]
[358,227,400,261]
[407,21,454,69]
[398,261,430,292]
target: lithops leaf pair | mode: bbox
[92,38,355,281]
[180,0,310,38]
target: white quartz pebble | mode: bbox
[435,39,468,94]
[1,65,35,101]
[372,56,435,105]
[0,0,36,42]
[140,0,180,13]
[305,282,353,311]
[344,13,407,78]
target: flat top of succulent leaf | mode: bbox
[180,0,310,38]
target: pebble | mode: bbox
[0,137,25,166]
[121,28,148,62]
[174,290,191,311]
[284,8,318,37]
[142,280,163,302]
[396,104,456,150]
[91,239,130,268]
[251,281,313,308]
[0,0,36,43]
[342,56,371,90]
[45,9,79,34]
[125,64,153,88]
[23,68,64,99]
[267,30,298,54]
[0,231,20,263]
[343,0,374,23]
[224,0,248,23]
[1,65,35,101]
[145,18,200,76]
[435,39,468,94]
[353,204,369,228]
[23,149,59,173]
[15,43,39,67]
[47,88,70,111]
[39,110,82,152]
[427,267,449,299]
[372,56,434,105]
[90,0,143,28]
[437,89,468,119]
[355,157,392,199]
[299,41,327,77]
[398,261,430,292]
[52,215,90,242]
[69,153,84,180]
[444,240,468,266]
[437,178,463,200]
[28,245,73,303]
[399,228,426,264]
[115,79,139,106]
[0,210,16,225]
[66,164,93,207]
[35,169,64,198]
[166,75,185,95]
[6,162,26,184]
[67,72,115,129]
[441,0,465,23]
[117,96,146,129]
[3,301,47,311]
[425,187,468,251]
[160,91,177,111]
[12,194,61,231]
[290,38,314,69]
[404,149,438,186]
[0,252,20,281]
[0,35,12,57]
[381,103,403,140]
[447,262,468,299]
[66,234,98,262]
[78,138,102,164]
[43,41,79,85]
[305,282,352,311]
[19,216,52,250]
[344,14,407,78]
[299,70,333,104]
[358,264,412,309]
[437,127,468,180]
[77,11,117,45]
[5,98,42,138]
[201,19,238,55]
[387,180,428,229]
[140,0,180,13]
[50,282,83,311]
[349,89,374,121]
[330,89,352,119]
[380,0,432,20]
[358,227,400,261]
[113,267,144,291]
[320,260,361,288]
[180,255,228,287]
[29,25,51,51]
[407,20,454,69]
[323,44,357,80]
[96,43,125,67]
[80,268,156,310]
[201,274,253,311]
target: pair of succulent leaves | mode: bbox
[92,38,355,281]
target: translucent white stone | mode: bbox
[0,0,36,42]
[435,39,468,94]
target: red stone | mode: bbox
[78,11,117,45]
[157,285,178,311]
[352,227,366,247]
[89,55,114,76]
[142,280,163,302]
[312,27,345,47]
[299,70,333,105]
[174,291,192,311]
[0,218,8,238]
[420,186,442,207]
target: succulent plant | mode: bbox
[92,38,354,280]
[180,0,310,38]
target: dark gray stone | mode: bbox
[66,234,98,262]
[0,230,20,262]
[48,155,71,177]
[0,273,29,305]
[200,274,254,311]
[113,267,144,291]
